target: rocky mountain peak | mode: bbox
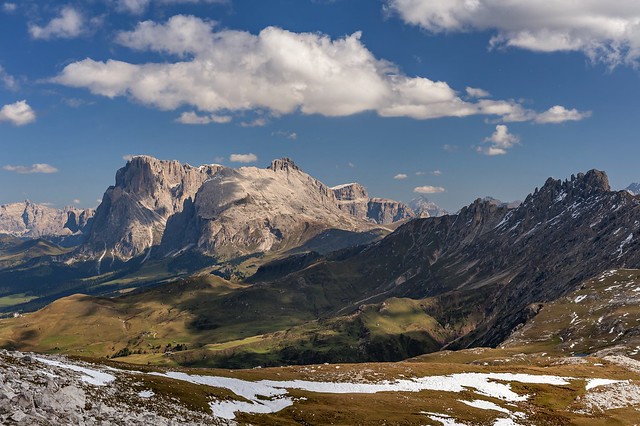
[408,196,449,218]
[268,158,301,173]
[626,183,640,195]
[331,183,369,201]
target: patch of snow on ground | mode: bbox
[458,399,511,414]
[138,390,155,398]
[423,412,469,426]
[586,378,625,390]
[574,295,587,303]
[35,357,115,386]
[154,370,572,419]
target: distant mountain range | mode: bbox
[3,167,640,369]
[0,156,448,264]
[0,201,94,247]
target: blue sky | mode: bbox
[1,0,640,212]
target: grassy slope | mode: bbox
[503,268,640,359]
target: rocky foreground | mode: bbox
[0,350,217,425]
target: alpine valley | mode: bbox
[2,157,640,424]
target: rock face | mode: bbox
[82,156,375,261]
[0,201,94,243]
[367,198,414,224]
[80,156,223,260]
[332,183,369,220]
[160,158,372,259]
[408,196,448,218]
[331,183,415,225]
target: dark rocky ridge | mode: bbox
[269,169,640,350]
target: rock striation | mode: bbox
[0,201,94,244]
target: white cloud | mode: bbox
[272,130,297,140]
[478,124,519,156]
[0,66,17,90]
[2,3,16,13]
[73,199,81,204]
[29,7,85,40]
[466,87,490,98]
[114,0,227,14]
[3,164,59,174]
[0,100,36,126]
[386,0,640,67]
[431,169,442,176]
[176,111,231,124]
[535,105,592,124]
[240,118,268,128]
[52,15,566,122]
[394,173,408,180]
[414,185,445,194]
[443,144,458,152]
[229,153,257,163]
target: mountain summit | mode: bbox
[78,156,396,263]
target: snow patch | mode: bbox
[35,358,115,386]
[586,378,625,391]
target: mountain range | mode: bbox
[2,161,640,372]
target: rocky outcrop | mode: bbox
[160,158,373,259]
[332,183,369,220]
[332,183,416,225]
[80,156,222,260]
[0,350,215,425]
[367,198,414,224]
[82,157,376,262]
[0,201,94,243]
[408,196,448,218]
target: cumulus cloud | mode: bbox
[478,124,519,156]
[466,87,490,98]
[114,0,227,15]
[0,100,36,126]
[229,153,257,163]
[0,66,17,90]
[431,169,442,176]
[394,173,408,180]
[2,3,16,13]
[535,105,592,124]
[29,7,85,40]
[3,164,59,174]
[176,111,231,124]
[73,199,81,204]
[51,15,571,122]
[414,185,445,194]
[386,0,640,67]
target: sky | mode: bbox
[1,0,640,212]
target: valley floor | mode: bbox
[1,348,639,425]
